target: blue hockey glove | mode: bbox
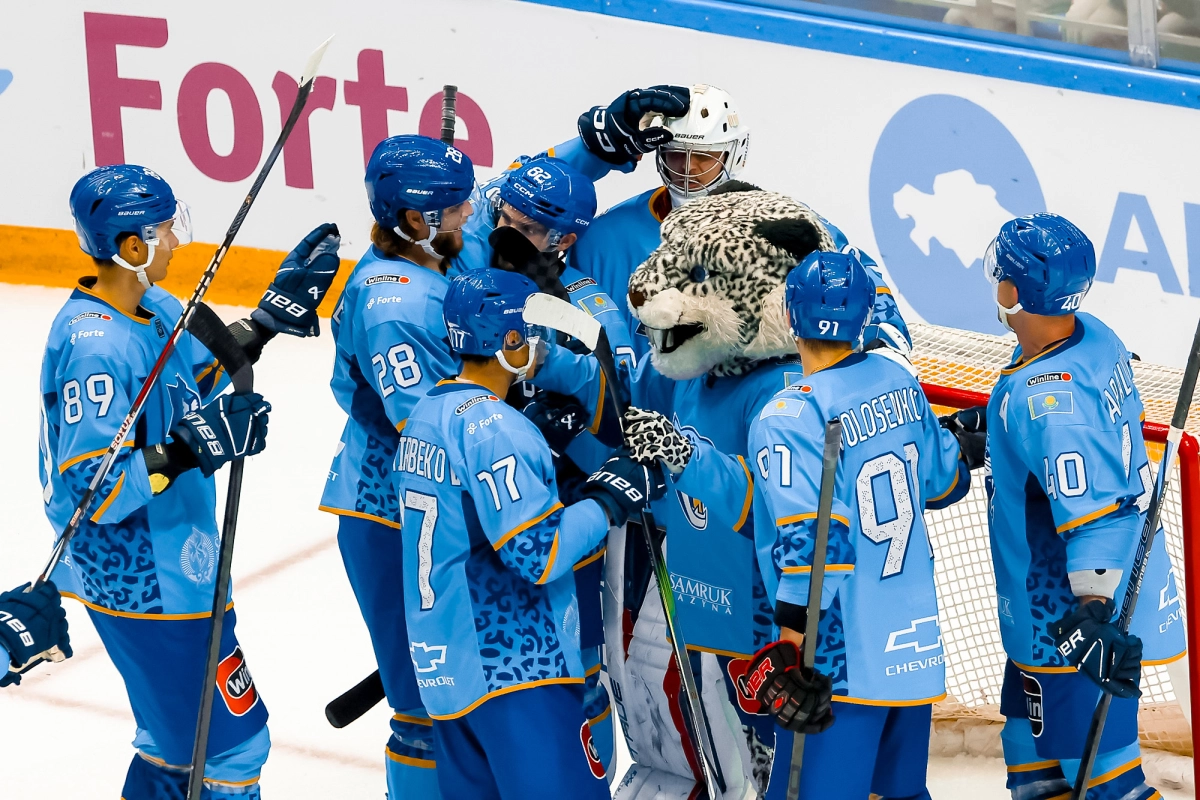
[0,580,72,688]
[745,639,835,734]
[1051,598,1143,699]
[577,85,690,166]
[523,392,589,455]
[939,405,987,470]
[170,391,271,477]
[251,222,342,337]
[579,448,666,527]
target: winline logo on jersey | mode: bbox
[216,646,260,717]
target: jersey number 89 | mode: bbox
[62,373,114,424]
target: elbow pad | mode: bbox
[1068,568,1123,600]
[142,438,198,495]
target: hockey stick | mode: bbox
[183,305,255,800]
[1070,318,1200,799]
[323,83,460,729]
[523,293,725,799]
[786,418,843,800]
[33,35,333,588]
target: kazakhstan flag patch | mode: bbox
[579,294,618,317]
[1029,390,1074,419]
[760,397,805,419]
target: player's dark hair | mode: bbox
[371,220,413,260]
[91,233,137,269]
[801,338,853,357]
[457,354,492,365]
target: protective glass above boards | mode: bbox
[741,0,1200,70]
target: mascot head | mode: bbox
[627,182,837,380]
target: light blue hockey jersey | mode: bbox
[535,345,812,657]
[985,313,1185,670]
[320,248,458,527]
[749,352,968,703]
[39,279,228,615]
[394,380,610,718]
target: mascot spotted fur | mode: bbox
[597,183,911,799]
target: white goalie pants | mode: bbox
[603,521,761,800]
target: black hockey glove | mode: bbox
[0,580,72,687]
[577,85,690,166]
[170,391,272,477]
[523,392,590,455]
[579,448,666,527]
[1051,598,1143,699]
[940,405,987,470]
[252,222,342,338]
[745,639,835,734]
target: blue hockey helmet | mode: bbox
[984,213,1095,319]
[784,250,874,343]
[69,164,193,287]
[495,157,597,250]
[444,268,549,379]
[366,134,474,225]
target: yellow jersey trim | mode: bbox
[588,369,607,435]
[1088,757,1141,788]
[495,503,564,550]
[395,419,407,434]
[733,456,754,533]
[1056,503,1120,533]
[782,564,854,574]
[683,643,751,659]
[386,748,436,769]
[91,472,126,523]
[647,186,669,223]
[584,662,603,678]
[317,505,401,530]
[831,692,947,707]
[1007,760,1061,774]
[59,440,136,473]
[574,547,606,571]
[430,677,585,720]
[537,532,561,585]
[589,705,613,726]
[194,359,220,385]
[776,511,852,528]
[393,712,433,726]
[1143,652,1187,667]
[1012,661,1077,674]
[63,591,234,621]
[928,468,960,503]
[1000,338,1070,375]
[76,283,153,325]
[875,286,892,295]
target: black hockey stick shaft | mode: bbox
[591,328,724,799]
[184,305,256,800]
[1071,317,1200,799]
[35,36,332,587]
[787,419,843,800]
[323,81,459,731]
[440,85,458,145]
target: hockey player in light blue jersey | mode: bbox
[393,267,664,799]
[746,250,972,799]
[320,134,475,798]
[968,213,1185,800]
[42,164,340,799]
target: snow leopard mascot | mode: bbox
[533,182,911,798]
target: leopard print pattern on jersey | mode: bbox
[356,433,400,525]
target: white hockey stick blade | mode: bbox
[523,293,601,351]
[299,35,335,86]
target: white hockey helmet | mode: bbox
[654,84,750,205]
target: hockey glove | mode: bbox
[0,581,72,687]
[577,85,690,166]
[1051,598,1143,699]
[622,407,694,475]
[170,391,272,477]
[745,639,835,734]
[523,392,590,455]
[579,448,666,527]
[251,222,342,337]
[940,405,987,470]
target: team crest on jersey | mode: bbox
[166,374,202,421]
[670,416,714,530]
[217,646,260,716]
[180,528,216,585]
[580,722,606,779]
[1022,673,1044,736]
[454,394,500,415]
[1028,391,1073,419]
[365,274,411,286]
[565,277,597,293]
[69,311,112,325]
[1027,371,1072,387]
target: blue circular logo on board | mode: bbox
[869,95,1045,334]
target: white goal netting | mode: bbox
[909,323,1197,759]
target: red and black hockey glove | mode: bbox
[744,639,835,734]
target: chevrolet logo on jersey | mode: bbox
[410,642,448,673]
[884,616,943,654]
[1028,390,1074,419]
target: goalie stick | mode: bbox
[786,418,843,800]
[1071,316,1200,799]
[522,293,725,800]
[182,305,256,800]
[30,35,333,591]
[324,83,459,730]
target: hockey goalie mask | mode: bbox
[628,183,836,380]
[655,84,750,206]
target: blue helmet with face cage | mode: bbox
[496,157,596,249]
[443,267,544,357]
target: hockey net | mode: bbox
[910,323,1199,770]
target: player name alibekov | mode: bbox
[834,386,926,448]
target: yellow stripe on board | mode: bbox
[0,224,356,312]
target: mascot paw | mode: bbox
[622,408,694,475]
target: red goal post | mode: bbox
[908,322,1198,777]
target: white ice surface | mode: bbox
[0,284,1191,799]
